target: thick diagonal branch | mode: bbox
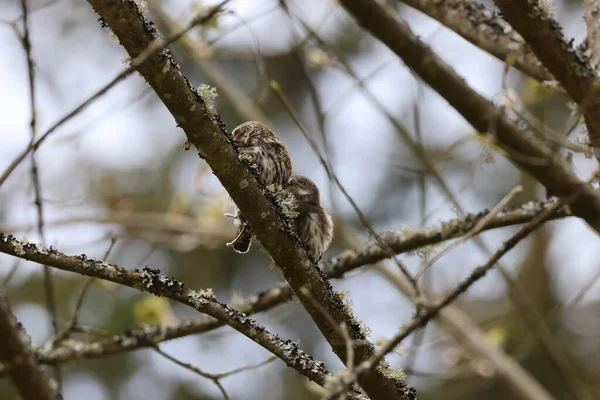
[493,0,600,155]
[398,0,551,81]
[46,2,415,398]
[584,0,600,68]
[338,0,600,233]
[0,292,59,400]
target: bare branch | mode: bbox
[0,291,59,400]
[1,211,232,252]
[338,0,600,234]
[52,236,118,345]
[153,349,275,400]
[20,0,61,385]
[153,346,230,399]
[325,191,567,399]
[81,1,414,398]
[0,234,330,387]
[397,0,552,81]
[414,185,522,279]
[0,0,230,188]
[584,0,600,67]
[146,0,271,124]
[378,265,556,400]
[12,200,568,369]
[493,0,600,157]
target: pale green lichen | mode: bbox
[136,0,148,14]
[238,149,255,163]
[541,79,562,92]
[355,316,372,338]
[377,360,407,383]
[188,288,215,308]
[338,290,350,303]
[265,184,278,194]
[414,244,436,260]
[400,224,437,260]
[339,291,353,317]
[230,293,250,311]
[530,0,556,20]
[574,133,594,159]
[198,287,215,299]
[13,239,26,256]
[275,191,299,219]
[197,84,219,117]
[334,290,371,337]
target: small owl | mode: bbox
[284,175,334,263]
[226,121,292,253]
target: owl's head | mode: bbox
[286,175,321,206]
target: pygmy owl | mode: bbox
[284,175,334,263]
[226,121,292,253]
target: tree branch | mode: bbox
[146,0,271,124]
[85,1,413,398]
[338,0,600,234]
[20,0,60,359]
[397,0,552,81]
[0,234,330,388]
[6,200,568,369]
[325,192,565,399]
[493,0,600,156]
[584,0,600,68]
[0,291,59,400]
[377,265,555,400]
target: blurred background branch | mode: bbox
[2,0,600,399]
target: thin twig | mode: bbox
[493,0,600,160]
[300,287,358,373]
[5,200,570,368]
[0,290,59,400]
[153,346,229,399]
[495,263,594,400]
[1,260,20,287]
[326,166,600,398]
[0,0,231,188]
[147,0,270,124]
[20,0,61,387]
[271,82,422,299]
[53,235,118,344]
[414,185,522,279]
[0,0,59,25]
[0,234,337,387]
[376,262,555,400]
[325,195,567,399]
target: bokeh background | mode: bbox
[1,0,600,399]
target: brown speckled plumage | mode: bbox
[284,175,333,263]
[226,121,292,253]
